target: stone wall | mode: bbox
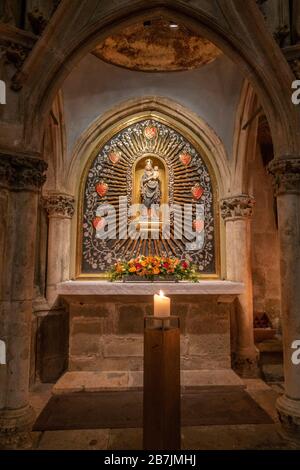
[31,308,69,384]
[62,53,243,159]
[67,295,231,372]
[250,148,281,332]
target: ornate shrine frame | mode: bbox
[75,110,223,280]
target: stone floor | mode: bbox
[29,379,300,450]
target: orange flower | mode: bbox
[153,267,160,275]
[129,266,136,273]
[116,263,123,273]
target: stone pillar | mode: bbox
[0,152,47,449]
[268,157,300,439]
[221,195,258,377]
[43,193,75,306]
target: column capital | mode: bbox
[268,157,300,196]
[43,193,75,218]
[220,194,255,221]
[0,152,47,192]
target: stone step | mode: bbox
[261,363,284,382]
[52,369,245,395]
[257,339,283,354]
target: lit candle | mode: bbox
[154,290,170,317]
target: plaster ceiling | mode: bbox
[92,19,222,72]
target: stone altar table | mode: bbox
[55,280,245,391]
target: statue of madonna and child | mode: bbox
[140,158,161,218]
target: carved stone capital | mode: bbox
[0,153,47,191]
[0,24,37,90]
[283,45,300,79]
[220,194,255,221]
[0,405,34,450]
[27,8,48,36]
[290,58,300,79]
[268,157,300,195]
[43,193,75,218]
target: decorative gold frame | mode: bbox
[76,111,221,280]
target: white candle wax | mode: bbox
[154,290,170,317]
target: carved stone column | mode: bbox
[221,194,258,377]
[268,157,300,440]
[0,152,47,449]
[44,193,75,306]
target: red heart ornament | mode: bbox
[108,151,121,165]
[179,153,191,167]
[144,126,157,140]
[92,216,105,230]
[193,219,204,232]
[191,183,204,200]
[96,181,108,197]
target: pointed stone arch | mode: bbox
[65,96,229,278]
[17,0,300,161]
[66,96,230,197]
[231,81,259,195]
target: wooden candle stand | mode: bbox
[143,315,181,450]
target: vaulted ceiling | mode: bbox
[92,19,222,72]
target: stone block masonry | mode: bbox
[67,295,231,372]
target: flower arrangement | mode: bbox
[110,255,198,282]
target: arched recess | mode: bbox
[43,91,67,193]
[20,0,300,161]
[132,154,169,207]
[231,81,282,333]
[66,97,230,279]
[231,81,259,195]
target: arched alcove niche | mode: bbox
[67,97,230,279]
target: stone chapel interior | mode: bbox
[1,0,300,451]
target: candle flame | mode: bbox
[159,290,164,297]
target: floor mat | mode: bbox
[33,389,273,431]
